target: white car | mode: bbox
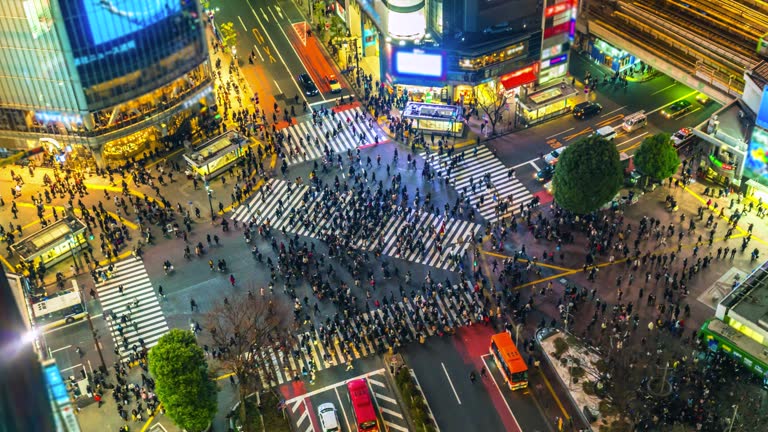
[671,127,693,147]
[544,146,567,165]
[318,403,340,431]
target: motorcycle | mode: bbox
[163,261,174,275]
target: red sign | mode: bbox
[500,65,538,89]
[545,0,571,17]
[544,21,571,39]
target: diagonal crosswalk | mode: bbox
[279,106,386,166]
[420,145,533,222]
[95,259,169,361]
[243,286,484,387]
[231,178,480,271]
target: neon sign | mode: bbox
[545,1,571,17]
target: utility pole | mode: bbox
[73,280,108,375]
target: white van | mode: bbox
[621,111,647,132]
[595,125,617,141]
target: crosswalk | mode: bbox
[245,286,482,387]
[231,178,480,271]
[280,105,386,166]
[421,145,533,222]
[95,259,169,360]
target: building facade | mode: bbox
[330,0,577,116]
[0,0,214,167]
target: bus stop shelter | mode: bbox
[402,102,464,137]
[11,215,87,269]
[183,131,252,180]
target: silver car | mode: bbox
[318,403,340,431]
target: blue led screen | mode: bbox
[83,0,181,45]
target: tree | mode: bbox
[204,292,293,432]
[552,134,623,214]
[148,329,218,432]
[475,85,508,135]
[633,133,680,184]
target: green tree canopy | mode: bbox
[552,134,624,214]
[634,133,680,181]
[149,329,218,432]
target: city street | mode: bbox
[6,3,768,432]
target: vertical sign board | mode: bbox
[43,360,81,432]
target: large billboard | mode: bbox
[83,0,181,45]
[392,48,445,80]
[746,126,768,187]
[757,87,768,129]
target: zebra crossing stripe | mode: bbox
[281,106,384,167]
[421,145,534,223]
[95,259,169,359]
[241,287,484,386]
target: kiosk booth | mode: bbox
[401,102,464,137]
[11,216,87,269]
[183,131,251,179]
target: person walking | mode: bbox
[229,274,236,286]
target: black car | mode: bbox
[536,165,555,182]
[573,102,603,119]
[660,100,692,119]
[298,73,319,96]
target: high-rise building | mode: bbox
[0,0,214,167]
[337,0,578,126]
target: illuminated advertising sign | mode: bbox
[83,0,181,45]
[541,54,567,69]
[393,49,445,79]
[746,126,768,187]
[757,87,768,129]
[545,0,571,17]
[544,21,571,39]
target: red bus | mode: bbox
[347,378,379,431]
[490,332,529,390]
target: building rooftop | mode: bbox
[11,215,86,261]
[746,60,768,91]
[721,261,768,334]
[693,99,752,154]
[402,102,463,120]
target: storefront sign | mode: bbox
[500,65,538,89]
[709,154,734,170]
[545,0,571,17]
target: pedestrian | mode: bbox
[229,274,236,286]
[469,371,476,383]
[190,298,198,312]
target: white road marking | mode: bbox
[248,0,306,102]
[646,90,698,115]
[237,16,248,31]
[374,392,397,404]
[260,7,269,22]
[285,368,385,403]
[385,421,409,432]
[529,161,541,171]
[616,132,649,149]
[267,6,326,102]
[379,407,404,419]
[545,128,574,140]
[512,157,544,170]
[441,362,462,405]
[49,345,72,354]
[481,354,523,431]
[297,400,309,427]
[59,363,83,373]
[253,44,264,62]
[291,398,303,413]
[601,106,626,118]
[335,387,353,432]
[274,80,284,95]
[368,377,386,388]
[650,83,677,96]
